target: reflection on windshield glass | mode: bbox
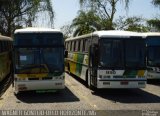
[125,40,145,68]
[148,46,160,66]
[15,48,64,73]
[99,39,124,68]
[99,38,145,69]
[14,33,63,46]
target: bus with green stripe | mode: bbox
[14,28,65,93]
[0,35,13,83]
[144,32,160,79]
[65,30,147,89]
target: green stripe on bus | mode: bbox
[123,70,137,77]
[76,53,84,76]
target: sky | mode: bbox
[52,0,159,29]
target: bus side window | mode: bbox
[70,41,72,51]
[0,41,2,53]
[65,42,67,50]
[80,39,83,52]
[8,41,10,50]
[2,41,5,52]
[83,39,86,52]
[6,41,9,51]
[85,39,89,52]
[75,41,77,51]
[71,41,74,52]
[68,41,70,51]
[66,42,68,50]
[75,40,80,52]
[9,42,12,50]
[73,41,76,51]
[75,40,78,51]
[4,41,7,52]
[78,40,80,52]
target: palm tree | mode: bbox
[79,0,130,8]
[71,10,101,36]
[146,0,160,31]
[79,0,131,30]
[0,0,54,36]
[152,0,160,6]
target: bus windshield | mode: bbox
[99,38,145,69]
[15,48,64,74]
[147,37,160,67]
[14,33,63,46]
[14,33,64,74]
[148,46,160,67]
[99,39,124,68]
[125,39,146,68]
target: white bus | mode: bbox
[144,32,160,79]
[65,30,147,89]
[14,27,65,93]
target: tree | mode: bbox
[79,0,130,30]
[60,23,73,39]
[0,0,54,36]
[116,16,149,32]
[152,0,160,6]
[147,19,160,31]
[146,0,160,31]
[71,10,101,36]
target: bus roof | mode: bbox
[66,30,142,41]
[0,35,12,41]
[14,27,62,34]
[142,32,160,37]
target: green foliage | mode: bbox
[60,23,73,39]
[116,16,149,32]
[147,19,160,31]
[0,0,54,36]
[152,0,160,7]
[71,10,101,36]
[76,0,132,34]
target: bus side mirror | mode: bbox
[65,50,68,58]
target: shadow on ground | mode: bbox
[66,72,160,104]
[0,74,12,97]
[147,79,160,86]
[92,88,160,104]
[15,86,80,103]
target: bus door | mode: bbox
[89,44,98,86]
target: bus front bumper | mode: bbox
[147,71,160,79]
[15,80,65,92]
[96,79,146,89]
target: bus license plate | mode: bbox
[121,81,128,85]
